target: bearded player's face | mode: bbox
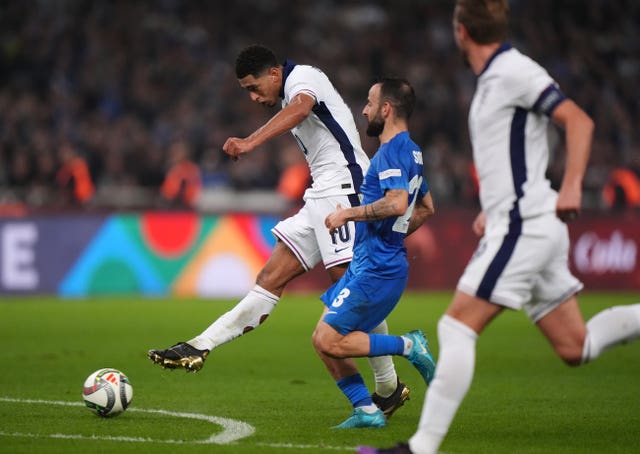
[363,83,385,137]
[366,110,385,137]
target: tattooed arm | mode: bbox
[325,189,408,234]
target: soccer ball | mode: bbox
[82,368,133,417]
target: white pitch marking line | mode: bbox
[0,396,254,444]
[0,397,367,451]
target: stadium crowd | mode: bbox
[1,0,639,212]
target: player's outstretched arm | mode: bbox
[222,93,315,160]
[551,99,594,222]
[325,189,409,234]
[406,192,435,236]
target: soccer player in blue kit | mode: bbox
[312,78,437,428]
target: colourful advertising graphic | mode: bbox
[0,210,638,296]
[58,213,277,297]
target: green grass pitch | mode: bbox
[1,291,639,453]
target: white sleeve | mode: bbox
[284,66,319,104]
[508,56,561,112]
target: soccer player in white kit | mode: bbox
[360,1,640,453]
[149,45,411,418]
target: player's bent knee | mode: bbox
[321,344,348,358]
[312,331,345,358]
[314,341,342,358]
[311,330,322,352]
[311,328,332,355]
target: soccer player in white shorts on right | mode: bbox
[360,1,640,453]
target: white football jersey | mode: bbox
[469,44,567,234]
[281,60,370,199]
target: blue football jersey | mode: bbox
[350,131,429,279]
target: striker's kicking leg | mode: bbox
[147,284,279,371]
[188,285,279,350]
[148,241,302,372]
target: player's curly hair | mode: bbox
[455,0,509,44]
[235,45,279,79]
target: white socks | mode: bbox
[189,285,279,351]
[582,304,640,363]
[409,315,478,454]
[366,320,399,396]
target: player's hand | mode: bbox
[325,204,347,234]
[557,206,580,222]
[556,184,581,223]
[223,137,254,160]
[472,211,486,237]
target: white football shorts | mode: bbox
[457,212,583,322]
[271,194,357,271]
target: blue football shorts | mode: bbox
[321,267,407,335]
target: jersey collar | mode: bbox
[478,42,512,77]
[280,59,297,98]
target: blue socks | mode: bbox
[337,374,373,408]
[335,336,409,410]
[369,333,405,356]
